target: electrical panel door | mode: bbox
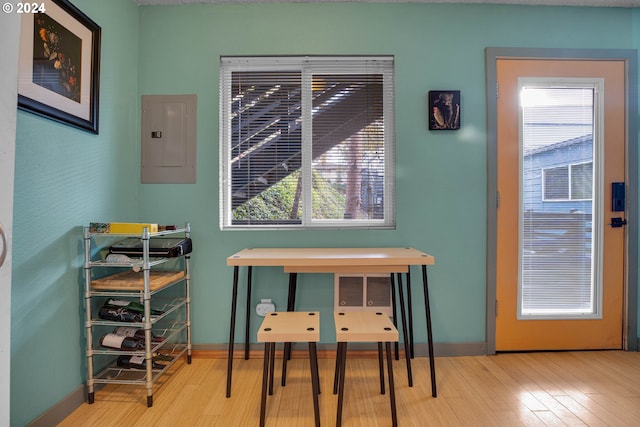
[141,94,197,183]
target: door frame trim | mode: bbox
[485,47,638,353]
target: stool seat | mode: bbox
[334,311,399,343]
[258,311,320,343]
[333,311,398,427]
[258,312,321,427]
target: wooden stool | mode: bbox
[333,311,399,427]
[257,312,321,427]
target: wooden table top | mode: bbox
[227,247,435,269]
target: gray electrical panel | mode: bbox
[141,94,197,183]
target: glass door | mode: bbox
[519,83,601,320]
[495,59,626,351]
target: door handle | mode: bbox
[0,223,6,268]
[609,217,627,228]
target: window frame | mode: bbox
[219,56,395,230]
[541,161,593,202]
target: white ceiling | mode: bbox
[135,0,640,7]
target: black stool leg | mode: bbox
[335,342,348,427]
[333,341,346,395]
[260,342,271,427]
[385,342,398,427]
[378,342,386,395]
[268,342,275,395]
[308,342,321,427]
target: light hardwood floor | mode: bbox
[58,351,640,426]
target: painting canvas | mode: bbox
[32,12,83,102]
[429,90,461,130]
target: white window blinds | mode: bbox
[219,56,395,229]
[519,84,601,318]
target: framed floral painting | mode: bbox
[428,90,461,130]
[18,0,101,133]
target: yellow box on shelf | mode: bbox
[89,222,159,234]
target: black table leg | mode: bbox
[226,266,239,398]
[396,273,413,387]
[422,264,437,397]
[282,272,297,385]
[390,273,399,360]
[286,272,296,311]
[406,269,415,359]
[244,266,253,360]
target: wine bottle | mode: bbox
[100,333,145,350]
[104,298,164,315]
[112,326,166,343]
[98,306,143,323]
[116,355,166,370]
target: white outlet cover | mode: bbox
[256,300,276,316]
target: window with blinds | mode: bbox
[519,83,602,318]
[542,162,593,201]
[219,56,395,229]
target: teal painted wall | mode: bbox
[10,1,139,425]
[137,2,638,348]
[10,2,639,425]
